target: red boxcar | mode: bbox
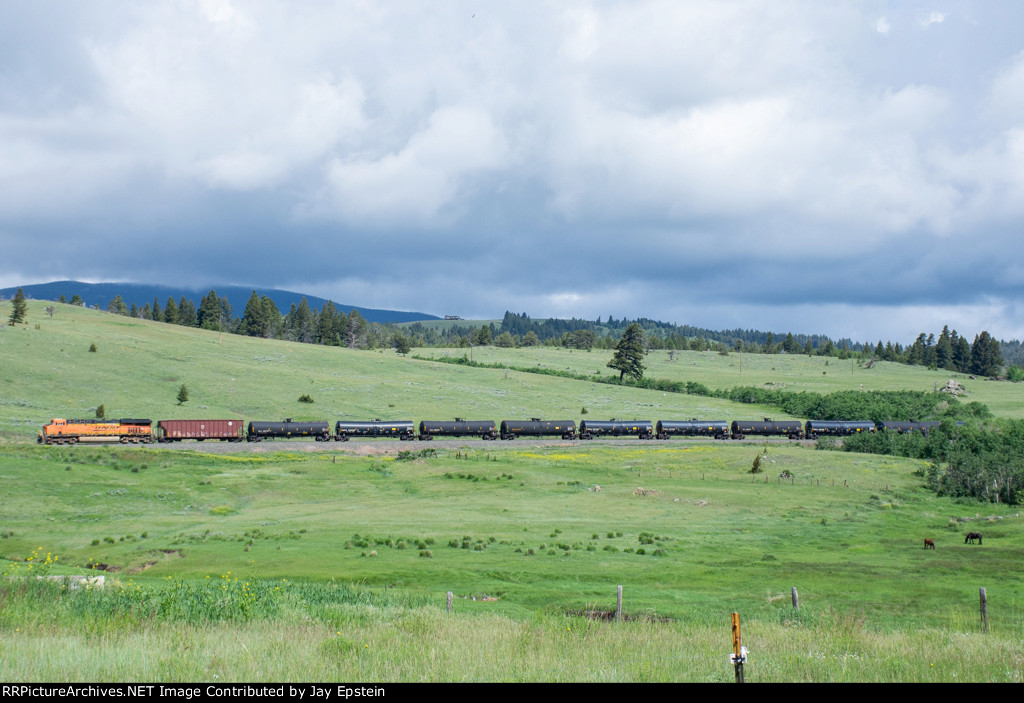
[157,419,244,442]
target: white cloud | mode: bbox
[876,17,891,35]
[921,12,947,29]
[314,106,509,225]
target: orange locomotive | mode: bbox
[37,418,154,445]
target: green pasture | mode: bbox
[1,442,1022,681]
[1,443,1020,625]
[417,345,1024,419]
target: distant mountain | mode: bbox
[0,281,440,325]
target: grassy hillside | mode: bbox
[0,301,792,442]
[416,345,1024,418]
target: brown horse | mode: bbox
[924,538,936,549]
[965,532,983,545]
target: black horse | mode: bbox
[965,532,983,545]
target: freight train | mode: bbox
[37,415,943,445]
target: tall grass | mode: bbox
[0,580,1019,682]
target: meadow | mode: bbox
[415,344,1024,419]
[0,300,1022,682]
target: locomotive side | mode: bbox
[38,418,154,445]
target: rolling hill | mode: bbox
[0,280,440,324]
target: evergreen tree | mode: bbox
[261,296,282,338]
[107,295,128,316]
[607,323,646,382]
[240,291,268,338]
[69,294,83,306]
[178,297,197,327]
[935,326,953,370]
[952,331,971,373]
[8,287,27,325]
[152,297,163,323]
[164,297,179,325]
[176,384,189,405]
[315,300,341,345]
[970,331,1004,377]
[197,290,223,330]
[393,331,412,356]
[292,297,314,343]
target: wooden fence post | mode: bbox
[616,585,622,622]
[980,587,988,633]
[447,591,453,614]
[792,587,799,610]
[731,612,745,683]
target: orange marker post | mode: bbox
[730,612,747,683]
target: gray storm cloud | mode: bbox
[1,0,1023,342]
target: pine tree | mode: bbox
[935,326,953,370]
[292,297,314,343]
[261,296,282,338]
[393,332,412,356]
[316,301,341,345]
[8,287,27,325]
[240,291,267,337]
[608,323,646,382]
[197,291,222,330]
[178,297,197,327]
[970,332,1004,377]
[164,297,179,325]
[107,295,128,316]
[177,384,189,405]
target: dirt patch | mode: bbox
[352,444,391,456]
[128,561,158,574]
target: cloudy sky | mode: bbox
[3,1,1024,343]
